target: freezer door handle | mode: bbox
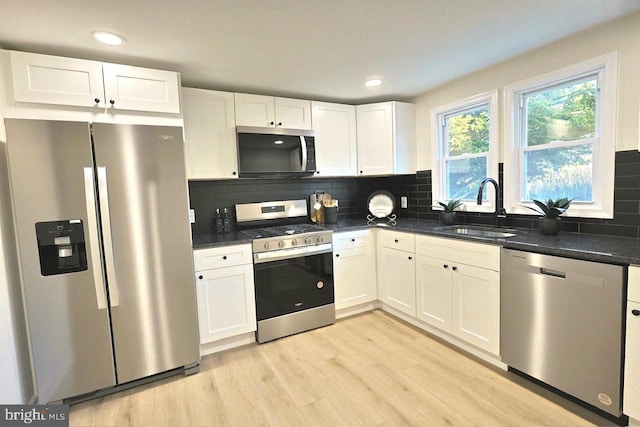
[83,167,108,310]
[97,167,120,307]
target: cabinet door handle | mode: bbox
[443,264,449,269]
[94,98,101,104]
[408,256,412,260]
[351,238,355,242]
[198,275,203,280]
[222,255,227,260]
[633,309,640,316]
[335,254,340,258]
[452,266,458,271]
[109,99,115,106]
[232,171,237,176]
[270,121,275,125]
[394,239,399,243]
[278,122,282,126]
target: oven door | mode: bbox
[253,244,334,321]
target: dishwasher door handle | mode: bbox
[539,267,566,279]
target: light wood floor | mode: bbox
[70,310,609,427]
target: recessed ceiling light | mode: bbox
[92,31,126,46]
[365,79,383,87]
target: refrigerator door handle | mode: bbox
[83,167,108,310]
[97,167,120,307]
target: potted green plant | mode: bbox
[524,198,572,235]
[437,199,463,226]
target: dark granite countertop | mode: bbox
[192,231,252,249]
[193,218,640,265]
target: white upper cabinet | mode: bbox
[356,101,416,176]
[10,51,104,108]
[311,101,357,177]
[9,51,180,114]
[102,63,180,113]
[274,97,312,129]
[182,88,238,180]
[234,93,311,129]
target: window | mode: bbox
[504,53,618,219]
[431,91,498,212]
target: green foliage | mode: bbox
[524,197,572,218]
[445,107,489,200]
[526,80,596,146]
[447,109,489,156]
[437,199,463,213]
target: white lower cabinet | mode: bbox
[624,265,640,421]
[377,231,416,316]
[416,255,452,330]
[333,230,376,310]
[415,235,500,355]
[193,245,256,345]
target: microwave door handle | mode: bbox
[300,136,307,171]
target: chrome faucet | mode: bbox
[477,178,507,228]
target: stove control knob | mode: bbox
[317,236,324,243]
[278,241,285,248]
[304,237,312,244]
[264,242,271,250]
[291,239,298,246]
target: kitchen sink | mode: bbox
[435,225,517,238]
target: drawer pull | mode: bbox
[198,275,203,280]
[452,266,458,271]
[222,255,227,260]
[443,264,449,269]
[394,239,399,243]
[351,238,355,242]
[335,254,340,258]
[408,256,412,260]
[633,309,640,316]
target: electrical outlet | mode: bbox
[401,196,408,209]
[189,209,196,224]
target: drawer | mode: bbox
[194,244,253,271]
[415,234,500,271]
[378,230,415,253]
[630,265,640,303]
[333,230,371,250]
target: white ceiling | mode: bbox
[1,0,639,103]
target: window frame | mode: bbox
[431,90,499,213]
[503,52,618,219]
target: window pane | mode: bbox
[525,77,597,146]
[523,143,592,202]
[446,105,489,156]
[445,157,487,200]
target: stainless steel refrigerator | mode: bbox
[5,119,200,403]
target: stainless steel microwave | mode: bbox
[236,126,316,178]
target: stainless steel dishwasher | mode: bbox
[501,248,625,417]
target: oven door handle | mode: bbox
[254,243,333,264]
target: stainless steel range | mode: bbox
[236,200,335,343]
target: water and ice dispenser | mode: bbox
[35,220,88,276]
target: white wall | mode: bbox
[414,11,640,170]
[0,60,34,403]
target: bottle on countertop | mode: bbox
[214,208,223,234]
[222,207,231,233]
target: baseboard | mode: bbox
[199,332,256,356]
[336,301,377,319]
[376,303,506,370]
